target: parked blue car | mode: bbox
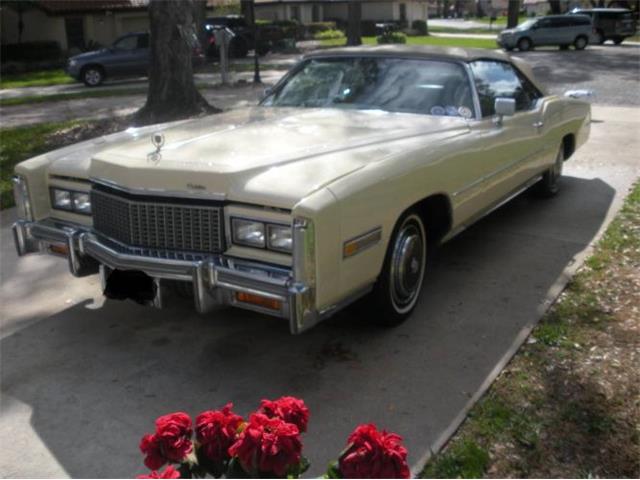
[66,32,204,87]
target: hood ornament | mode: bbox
[147,132,165,163]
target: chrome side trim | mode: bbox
[90,177,228,201]
[452,145,552,198]
[343,226,382,258]
[446,174,543,241]
[290,217,317,334]
[12,175,33,221]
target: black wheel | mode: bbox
[535,145,564,197]
[613,36,624,45]
[365,212,427,326]
[594,30,605,44]
[574,35,588,50]
[81,65,104,87]
[518,37,532,51]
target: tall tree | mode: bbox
[549,0,562,14]
[136,0,217,125]
[507,0,520,29]
[346,1,362,46]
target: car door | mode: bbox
[453,60,546,224]
[130,33,150,75]
[105,34,140,76]
[531,18,553,45]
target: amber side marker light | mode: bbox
[235,292,282,311]
[49,243,69,256]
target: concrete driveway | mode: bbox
[1,105,638,478]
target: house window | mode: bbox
[290,5,301,21]
[399,3,407,22]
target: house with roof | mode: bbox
[253,0,435,25]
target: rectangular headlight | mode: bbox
[267,224,292,253]
[12,175,33,220]
[72,192,92,214]
[52,188,72,210]
[50,187,91,215]
[231,218,266,248]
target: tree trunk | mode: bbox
[346,1,362,46]
[507,0,520,29]
[136,0,218,125]
[549,1,562,14]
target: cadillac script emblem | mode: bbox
[147,132,165,163]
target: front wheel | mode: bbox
[535,145,564,197]
[518,37,532,51]
[366,212,427,326]
[82,66,104,87]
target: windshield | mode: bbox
[262,57,475,118]
[516,19,537,30]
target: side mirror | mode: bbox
[494,97,516,126]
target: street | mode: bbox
[1,46,639,477]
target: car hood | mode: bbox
[50,107,470,209]
[69,48,109,61]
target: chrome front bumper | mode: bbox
[12,218,322,334]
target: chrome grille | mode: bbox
[91,186,224,254]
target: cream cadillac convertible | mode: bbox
[12,46,591,334]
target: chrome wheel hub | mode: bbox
[85,70,101,85]
[390,220,425,312]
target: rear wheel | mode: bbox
[365,212,427,326]
[574,35,588,50]
[518,37,532,51]
[535,145,564,197]
[613,36,624,45]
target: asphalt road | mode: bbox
[512,44,640,107]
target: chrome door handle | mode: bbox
[533,121,544,128]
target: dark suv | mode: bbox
[66,32,204,86]
[204,16,255,58]
[569,8,637,44]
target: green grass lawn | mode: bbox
[0,121,79,209]
[0,88,148,107]
[422,181,640,478]
[320,35,498,49]
[0,69,74,89]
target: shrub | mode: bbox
[314,29,345,41]
[377,31,407,44]
[1,41,62,62]
[305,21,337,36]
[411,19,428,35]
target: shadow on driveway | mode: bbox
[0,175,615,477]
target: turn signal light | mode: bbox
[235,292,282,311]
[49,243,69,256]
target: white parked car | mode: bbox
[12,46,591,334]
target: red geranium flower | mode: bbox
[154,412,193,463]
[195,403,244,465]
[140,434,166,471]
[258,396,310,433]
[137,465,181,479]
[228,413,302,476]
[338,424,410,479]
